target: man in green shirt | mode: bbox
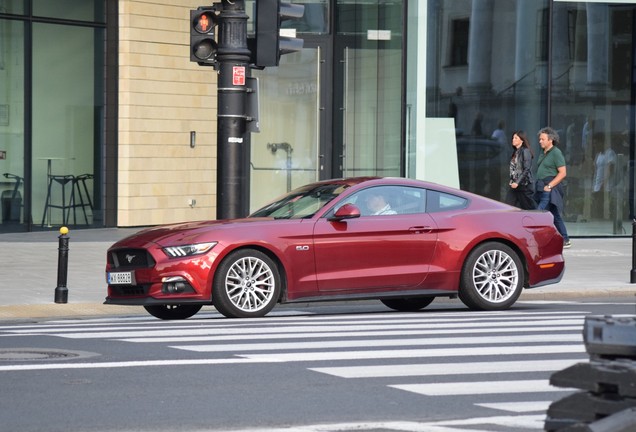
[535,127,571,248]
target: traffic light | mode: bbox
[190,8,218,66]
[253,0,305,67]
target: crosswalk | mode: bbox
[0,309,592,431]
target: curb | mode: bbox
[519,287,636,301]
[0,304,147,321]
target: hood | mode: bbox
[110,217,275,248]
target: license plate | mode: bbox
[108,271,134,285]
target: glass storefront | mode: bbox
[250,0,404,210]
[0,17,25,228]
[250,49,321,209]
[0,1,105,232]
[334,0,403,179]
[32,22,104,228]
[419,0,636,236]
[2,0,635,238]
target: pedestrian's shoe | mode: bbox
[563,240,572,249]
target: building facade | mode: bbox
[0,0,634,237]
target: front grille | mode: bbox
[110,285,150,296]
[109,248,155,269]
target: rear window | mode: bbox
[426,190,468,213]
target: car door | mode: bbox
[312,186,438,293]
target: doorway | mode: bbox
[248,0,405,211]
[332,0,404,179]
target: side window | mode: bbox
[338,186,426,216]
[426,190,468,213]
[392,187,426,215]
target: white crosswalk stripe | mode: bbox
[392,379,562,396]
[234,344,584,361]
[0,309,591,431]
[310,359,580,378]
[171,333,581,352]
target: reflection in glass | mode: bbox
[33,0,104,22]
[250,49,320,211]
[32,23,102,227]
[0,18,25,228]
[422,0,634,236]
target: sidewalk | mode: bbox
[0,228,634,320]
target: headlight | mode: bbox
[163,242,217,258]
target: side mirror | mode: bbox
[328,203,361,222]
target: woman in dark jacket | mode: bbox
[505,130,537,210]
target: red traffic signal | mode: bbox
[190,9,218,66]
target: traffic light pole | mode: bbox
[216,0,251,219]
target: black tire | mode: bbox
[143,304,202,320]
[459,242,524,311]
[381,297,434,312]
[212,249,281,318]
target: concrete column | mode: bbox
[467,0,494,91]
[552,4,571,91]
[586,3,608,87]
[514,0,537,86]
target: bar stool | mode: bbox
[41,175,76,227]
[71,174,93,224]
[75,174,94,211]
[2,173,23,224]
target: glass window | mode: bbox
[0,1,25,15]
[449,18,469,67]
[550,2,633,236]
[0,18,25,226]
[33,0,104,22]
[250,49,321,211]
[336,0,403,179]
[250,182,347,219]
[536,7,549,62]
[416,0,634,236]
[32,22,103,227]
[343,186,396,216]
[246,0,329,35]
[294,0,329,34]
[426,190,468,213]
[342,186,425,216]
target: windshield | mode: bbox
[249,183,351,219]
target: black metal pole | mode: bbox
[216,0,251,219]
[631,220,636,283]
[54,227,69,303]
[629,219,636,283]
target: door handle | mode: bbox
[409,226,431,233]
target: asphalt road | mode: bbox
[1,298,634,432]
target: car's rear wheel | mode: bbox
[381,297,434,312]
[459,242,523,311]
[212,249,281,318]
[143,304,202,320]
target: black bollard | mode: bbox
[632,220,636,283]
[54,226,69,303]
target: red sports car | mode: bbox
[105,177,564,319]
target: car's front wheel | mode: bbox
[212,249,281,318]
[143,304,202,320]
[459,242,524,311]
[381,297,434,312]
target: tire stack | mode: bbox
[544,315,636,431]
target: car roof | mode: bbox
[322,176,514,211]
[317,176,460,194]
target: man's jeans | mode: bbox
[537,191,569,241]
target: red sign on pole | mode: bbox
[232,66,246,86]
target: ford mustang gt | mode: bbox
[105,177,564,319]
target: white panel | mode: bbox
[417,118,460,188]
